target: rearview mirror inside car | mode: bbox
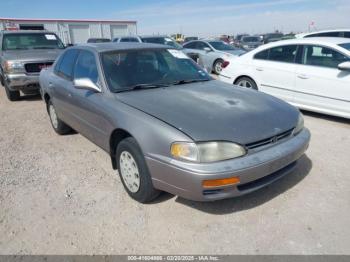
[338,61,350,71]
[74,78,101,93]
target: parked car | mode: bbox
[219,37,350,119]
[113,35,182,49]
[240,36,262,51]
[87,38,111,43]
[184,36,198,43]
[183,40,246,74]
[0,30,65,101]
[234,34,249,47]
[263,33,284,44]
[39,43,310,203]
[296,29,350,39]
[113,36,141,43]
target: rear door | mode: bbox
[50,49,80,127]
[252,44,299,103]
[294,44,350,117]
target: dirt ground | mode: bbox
[0,87,349,255]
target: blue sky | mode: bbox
[1,0,350,36]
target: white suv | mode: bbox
[218,37,350,119]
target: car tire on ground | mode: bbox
[116,137,160,203]
[4,83,20,101]
[235,77,258,90]
[213,59,224,75]
[47,100,72,135]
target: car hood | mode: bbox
[1,49,63,62]
[115,81,299,144]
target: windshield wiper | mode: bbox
[172,79,211,85]
[116,83,169,93]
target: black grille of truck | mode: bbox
[25,62,53,73]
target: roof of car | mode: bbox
[75,42,172,52]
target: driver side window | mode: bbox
[74,50,99,84]
[196,42,210,50]
[302,45,349,68]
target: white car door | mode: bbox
[252,45,299,103]
[294,44,350,118]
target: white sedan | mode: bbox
[219,37,350,119]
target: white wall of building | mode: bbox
[0,19,137,44]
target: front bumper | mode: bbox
[4,73,40,92]
[147,128,310,201]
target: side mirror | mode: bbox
[74,78,101,93]
[203,47,212,52]
[338,61,350,71]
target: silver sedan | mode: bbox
[182,40,246,74]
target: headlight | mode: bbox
[4,61,25,73]
[294,113,304,135]
[171,141,246,163]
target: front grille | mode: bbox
[25,62,53,73]
[245,128,294,150]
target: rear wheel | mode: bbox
[235,77,258,90]
[213,59,224,75]
[116,137,160,203]
[4,83,20,101]
[47,100,72,135]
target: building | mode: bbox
[0,18,137,44]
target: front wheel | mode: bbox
[213,59,224,75]
[116,137,160,203]
[235,77,258,90]
[47,100,72,135]
[4,83,20,101]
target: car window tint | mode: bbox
[120,37,138,42]
[196,42,210,50]
[344,32,350,38]
[54,54,64,73]
[183,42,197,49]
[268,45,297,63]
[58,49,79,79]
[302,45,349,68]
[306,32,340,37]
[254,49,269,60]
[74,50,99,84]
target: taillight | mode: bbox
[222,61,230,68]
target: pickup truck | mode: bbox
[0,30,65,101]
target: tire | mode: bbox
[47,100,72,135]
[4,83,20,101]
[213,59,224,75]
[116,137,160,203]
[235,77,258,90]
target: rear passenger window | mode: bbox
[268,45,298,63]
[120,38,139,42]
[302,45,349,68]
[254,49,269,60]
[58,49,79,79]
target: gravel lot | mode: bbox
[0,86,349,255]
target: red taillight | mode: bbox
[222,61,230,68]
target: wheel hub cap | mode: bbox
[238,80,252,88]
[49,105,58,129]
[119,151,140,193]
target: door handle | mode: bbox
[256,67,264,71]
[48,82,53,88]
[67,93,72,98]
[297,74,309,79]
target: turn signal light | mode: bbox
[202,176,240,188]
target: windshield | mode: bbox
[101,49,211,92]
[242,37,260,42]
[2,33,65,50]
[339,43,350,51]
[265,33,283,39]
[208,41,236,51]
[141,37,182,49]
